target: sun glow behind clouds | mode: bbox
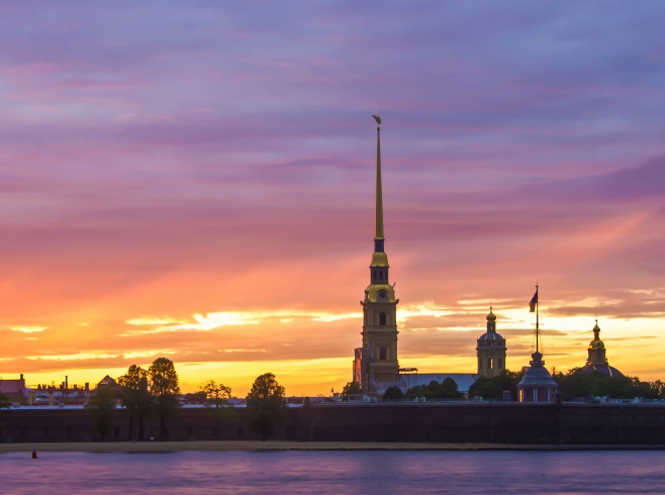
[398,304,454,321]
[123,310,360,334]
[126,304,464,334]
[26,350,178,361]
[126,318,182,326]
[10,326,47,333]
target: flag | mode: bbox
[529,289,538,312]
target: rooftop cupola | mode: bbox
[478,307,504,345]
[580,318,623,377]
[587,319,607,364]
[486,307,496,332]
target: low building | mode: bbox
[398,373,478,396]
[0,374,26,403]
[517,287,557,403]
[517,351,558,403]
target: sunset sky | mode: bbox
[1,2,664,396]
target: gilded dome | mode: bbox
[477,306,505,347]
[589,319,605,350]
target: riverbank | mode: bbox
[2,441,665,453]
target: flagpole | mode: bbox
[535,284,539,354]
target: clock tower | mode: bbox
[353,115,400,393]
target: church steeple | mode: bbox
[374,114,384,252]
[353,113,399,394]
[368,113,391,287]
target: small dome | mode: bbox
[477,332,505,345]
[589,319,605,350]
[486,308,496,322]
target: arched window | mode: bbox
[488,357,493,369]
[498,358,503,369]
[379,312,387,325]
[380,347,387,360]
[479,358,483,369]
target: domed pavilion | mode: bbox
[517,286,558,403]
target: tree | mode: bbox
[405,378,464,400]
[383,386,404,400]
[200,380,238,436]
[201,380,233,407]
[440,377,463,398]
[649,380,665,399]
[552,368,599,400]
[341,381,363,401]
[468,370,524,400]
[0,392,9,409]
[246,373,286,441]
[118,365,153,441]
[0,391,8,435]
[552,369,663,400]
[149,357,180,440]
[85,386,117,441]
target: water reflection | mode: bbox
[2,450,664,494]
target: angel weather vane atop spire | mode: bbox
[372,109,381,128]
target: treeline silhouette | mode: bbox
[467,369,665,401]
[84,358,286,441]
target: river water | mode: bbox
[1,450,663,493]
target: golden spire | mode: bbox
[372,112,384,241]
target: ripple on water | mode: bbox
[2,450,665,494]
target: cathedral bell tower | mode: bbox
[353,114,399,394]
[476,307,506,378]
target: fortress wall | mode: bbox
[2,403,665,444]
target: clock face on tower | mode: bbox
[378,290,387,299]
